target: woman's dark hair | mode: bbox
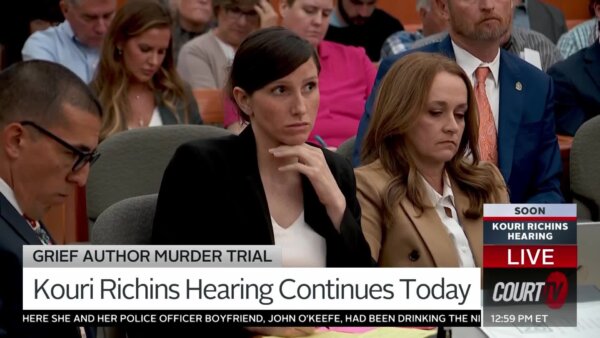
[227,27,321,122]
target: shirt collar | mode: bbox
[0,177,24,215]
[317,42,330,60]
[61,20,90,48]
[421,171,455,207]
[61,20,76,40]
[451,40,500,88]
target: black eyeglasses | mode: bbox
[20,121,100,172]
[225,6,259,20]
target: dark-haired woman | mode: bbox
[356,53,509,268]
[151,27,372,337]
[224,0,376,149]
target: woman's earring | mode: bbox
[117,48,123,55]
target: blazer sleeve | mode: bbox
[528,78,564,203]
[548,63,586,136]
[320,152,374,267]
[485,162,510,203]
[337,162,375,267]
[354,168,384,262]
[153,142,214,244]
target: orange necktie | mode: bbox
[474,67,498,164]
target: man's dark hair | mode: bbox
[590,0,600,16]
[0,60,102,127]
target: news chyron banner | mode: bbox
[483,204,577,327]
[23,245,481,327]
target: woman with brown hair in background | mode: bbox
[92,0,201,141]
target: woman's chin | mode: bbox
[279,135,309,146]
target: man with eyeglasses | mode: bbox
[0,60,102,338]
[178,0,277,89]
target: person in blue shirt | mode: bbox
[22,0,116,83]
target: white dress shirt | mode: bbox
[452,41,501,129]
[0,177,24,215]
[272,211,327,267]
[421,172,476,267]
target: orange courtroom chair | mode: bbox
[193,89,225,126]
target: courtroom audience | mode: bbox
[91,0,201,141]
[354,0,564,204]
[557,0,599,58]
[22,0,117,83]
[513,0,567,44]
[412,21,563,72]
[356,53,508,267]
[326,0,404,61]
[177,0,277,89]
[170,0,214,59]
[548,0,600,136]
[381,0,447,58]
[225,0,376,148]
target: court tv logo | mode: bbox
[491,271,568,309]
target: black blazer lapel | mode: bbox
[238,127,274,244]
[302,175,338,240]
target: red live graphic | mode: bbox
[483,245,577,268]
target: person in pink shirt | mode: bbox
[225,0,376,149]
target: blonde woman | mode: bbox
[356,53,508,268]
[91,0,201,141]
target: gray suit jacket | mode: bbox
[526,0,567,44]
[177,30,230,89]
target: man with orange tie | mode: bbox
[0,60,102,338]
[354,0,563,203]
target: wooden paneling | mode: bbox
[376,0,591,26]
[42,186,88,244]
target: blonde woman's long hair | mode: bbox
[91,0,191,140]
[362,52,505,221]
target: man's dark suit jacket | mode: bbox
[353,36,564,204]
[0,193,82,338]
[548,41,600,136]
[132,126,373,337]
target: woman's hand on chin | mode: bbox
[270,144,346,231]
[246,326,317,337]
